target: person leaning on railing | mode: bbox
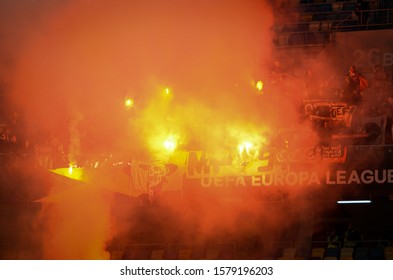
[344,223,363,248]
[327,229,340,248]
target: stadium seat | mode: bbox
[353,247,369,260]
[332,2,342,12]
[205,248,219,260]
[325,247,340,259]
[218,243,236,260]
[340,247,354,260]
[121,246,137,260]
[150,249,165,260]
[318,3,332,13]
[190,245,206,259]
[177,248,192,260]
[336,11,353,20]
[163,247,178,259]
[300,13,314,21]
[312,13,328,21]
[297,22,310,31]
[277,247,297,260]
[309,21,321,32]
[109,250,123,260]
[288,33,305,45]
[383,247,393,260]
[310,247,325,259]
[368,246,384,260]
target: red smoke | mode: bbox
[3,0,342,259]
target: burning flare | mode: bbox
[124,97,134,109]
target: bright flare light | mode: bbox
[68,163,78,176]
[149,132,180,157]
[256,80,264,92]
[163,138,177,153]
[49,164,84,181]
[124,98,134,109]
[238,141,253,155]
[163,87,173,98]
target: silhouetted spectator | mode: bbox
[343,65,369,104]
[355,0,370,26]
[344,223,362,247]
[327,229,340,248]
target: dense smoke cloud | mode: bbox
[9,0,274,132]
[1,0,355,259]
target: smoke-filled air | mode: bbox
[1,0,351,259]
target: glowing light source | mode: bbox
[124,98,134,109]
[163,138,177,153]
[149,132,180,157]
[238,141,253,155]
[162,87,173,98]
[337,200,372,204]
[49,165,84,181]
[256,80,264,91]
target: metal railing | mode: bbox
[274,7,393,48]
